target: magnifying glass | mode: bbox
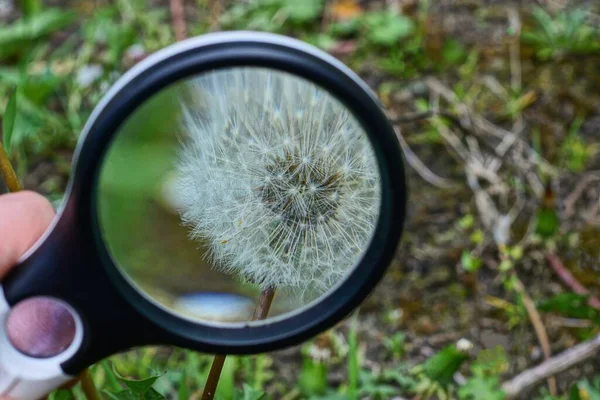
[0,31,407,399]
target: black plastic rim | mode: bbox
[78,33,407,354]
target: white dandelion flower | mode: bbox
[174,68,381,300]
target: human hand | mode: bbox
[0,191,79,400]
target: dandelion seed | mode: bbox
[175,68,381,300]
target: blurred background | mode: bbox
[1,0,600,399]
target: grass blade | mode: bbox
[16,0,43,16]
[177,371,189,400]
[102,361,123,392]
[348,315,359,400]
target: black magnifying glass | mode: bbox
[0,31,407,399]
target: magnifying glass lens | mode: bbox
[97,67,382,325]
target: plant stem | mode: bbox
[201,287,276,400]
[202,355,227,400]
[546,252,600,309]
[0,141,21,192]
[252,286,276,320]
[80,369,102,400]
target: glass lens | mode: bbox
[96,67,382,326]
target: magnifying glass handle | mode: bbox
[0,286,80,400]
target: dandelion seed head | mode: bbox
[175,68,381,300]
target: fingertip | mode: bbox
[0,191,55,276]
[6,191,55,222]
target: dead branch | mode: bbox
[563,173,600,217]
[502,334,600,398]
[391,122,454,189]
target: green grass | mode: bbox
[521,6,600,61]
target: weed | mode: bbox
[521,7,600,60]
[559,115,597,173]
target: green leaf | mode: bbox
[538,293,600,324]
[304,33,337,51]
[120,375,162,394]
[458,214,475,229]
[16,0,43,16]
[3,89,17,153]
[299,354,328,396]
[570,382,583,400]
[102,361,123,391]
[112,365,164,395]
[470,230,484,245]
[423,344,470,385]
[364,11,415,46]
[359,382,399,398]
[458,375,505,400]
[471,346,509,376]
[520,6,600,61]
[441,39,467,65]
[535,207,559,238]
[20,71,62,106]
[238,384,266,400]
[0,9,75,59]
[177,371,189,400]
[216,356,237,400]
[579,380,600,400]
[48,389,75,400]
[509,246,524,261]
[103,390,138,400]
[280,0,324,24]
[0,67,21,84]
[461,250,482,272]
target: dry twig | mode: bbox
[502,334,600,398]
[563,173,600,217]
[511,274,557,395]
[390,117,455,189]
[546,252,600,310]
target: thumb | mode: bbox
[0,192,77,396]
[0,191,55,277]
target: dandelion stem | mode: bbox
[201,355,226,400]
[0,141,21,192]
[201,287,276,400]
[252,286,276,320]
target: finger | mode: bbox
[0,191,55,277]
